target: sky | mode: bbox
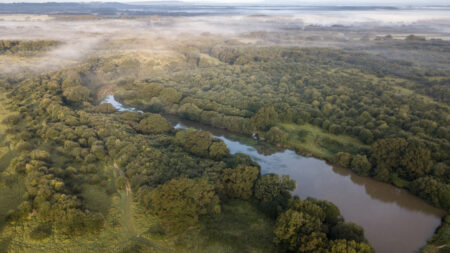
[0,0,449,5]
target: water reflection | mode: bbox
[106,95,445,253]
[170,117,445,253]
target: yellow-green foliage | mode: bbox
[279,123,368,160]
[0,40,60,56]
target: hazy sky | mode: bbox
[1,0,449,5]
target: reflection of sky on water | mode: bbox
[101,95,143,113]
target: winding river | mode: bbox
[103,95,446,253]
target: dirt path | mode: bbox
[113,163,136,236]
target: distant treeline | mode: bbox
[0,40,60,56]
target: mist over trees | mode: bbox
[0,6,449,252]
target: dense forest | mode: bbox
[109,38,450,212]
[0,10,449,252]
[0,40,373,252]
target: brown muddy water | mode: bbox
[106,95,446,253]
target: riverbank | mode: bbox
[103,94,446,253]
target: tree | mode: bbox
[208,141,229,160]
[61,70,82,89]
[351,155,371,176]
[178,103,202,121]
[93,103,116,113]
[433,163,450,183]
[358,111,372,124]
[175,129,212,157]
[147,177,220,234]
[251,106,278,131]
[175,129,229,160]
[400,142,432,179]
[63,85,90,104]
[273,209,307,251]
[221,165,259,200]
[370,138,407,170]
[330,222,366,243]
[334,152,352,168]
[254,174,295,202]
[359,129,373,144]
[410,177,450,210]
[265,126,288,143]
[329,239,373,253]
[136,114,172,134]
[159,88,182,104]
[308,198,342,226]
[371,138,432,180]
[273,209,325,252]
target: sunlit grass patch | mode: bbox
[278,123,369,160]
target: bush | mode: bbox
[351,155,371,176]
[334,152,352,168]
[29,223,52,240]
[136,114,172,134]
[330,222,366,243]
[221,165,259,200]
[147,177,220,234]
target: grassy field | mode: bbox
[180,200,276,253]
[0,196,276,253]
[278,123,369,160]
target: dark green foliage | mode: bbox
[273,198,371,252]
[433,163,450,184]
[409,177,450,210]
[330,222,366,243]
[254,174,295,219]
[334,152,352,168]
[359,129,373,144]
[351,155,371,176]
[370,138,433,180]
[221,165,259,200]
[308,198,342,227]
[254,174,295,202]
[29,223,52,240]
[113,44,449,213]
[121,239,156,253]
[426,215,450,250]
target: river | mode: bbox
[103,95,446,253]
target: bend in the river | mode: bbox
[103,94,445,253]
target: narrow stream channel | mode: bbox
[103,95,446,253]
